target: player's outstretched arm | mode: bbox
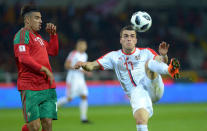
[155,41,169,63]
[74,61,101,71]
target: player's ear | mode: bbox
[120,38,123,45]
[135,33,138,45]
[24,15,30,25]
[135,37,137,45]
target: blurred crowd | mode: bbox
[0,1,207,82]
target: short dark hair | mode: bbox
[120,25,136,37]
[20,5,39,17]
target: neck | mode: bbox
[123,48,135,54]
[77,49,84,53]
[24,25,35,33]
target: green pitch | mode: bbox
[0,103,207,131]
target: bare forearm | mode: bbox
[64,63,72,70]
[82,61,100,71]
[155,55,168,63]
[161,55,168,63]
[64,61,72,70]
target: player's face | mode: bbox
[77,41,87,53]
[28,12,42,31]
[120,30,137,51]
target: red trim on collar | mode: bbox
[121,48,136,55]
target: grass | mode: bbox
[0,103,207,131]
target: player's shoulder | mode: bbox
[69,50,77,56]
[14,28,31,37]
[84,52,88,57]
[137,47,157,54]
[105,50,120,57]
[13,28,32,45]
[83,51,87,55]
[138,47,153,51]
[98,50,117,60]
[80,51,88,58]
[111,49,122,54]
[70,50,77,53]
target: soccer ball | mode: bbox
[130,11,152,32]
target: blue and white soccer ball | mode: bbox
[130,11,152,32]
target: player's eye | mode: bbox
[131,35,135,38]
[34,16,41,20]
[123,34,129,38]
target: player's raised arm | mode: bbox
[45,23,59,56]
[155,41,169,63]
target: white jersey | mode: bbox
[97,48,157,96]
[66,50,88,82]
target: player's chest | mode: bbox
[30,36,46,51]
[116,54,148,70]
[73,54,86,62]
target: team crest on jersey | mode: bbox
[135,55,140,60]
[118,57,123,61]
[34,37,44,46]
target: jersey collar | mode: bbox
[121,48,136,55]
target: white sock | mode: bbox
[80,99,88,121]
[57,97,68,107]
[136,125,148,131]
[148,59,169,75]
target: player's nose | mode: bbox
[40,19,42,24]
[127,38,132,41]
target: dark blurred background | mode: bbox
[0,0,207,83]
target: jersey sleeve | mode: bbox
[13,30,42,72]
[44,34,59,56]
[96,52,114,70]
[66,51,76,62]
[146,48,158,60]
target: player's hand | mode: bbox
[75,61,95,71]
[40,66,54,86]
[46,23,56,35]
[74,61,84,69]
[159,41,169,56]
[81,62,92,72]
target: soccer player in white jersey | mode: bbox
[74,25,180,131]
[57,39,91,123]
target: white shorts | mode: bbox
[142,74,164,103]
[66,78,88,99]
[129,85,153,118]
[129,74,164,117]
